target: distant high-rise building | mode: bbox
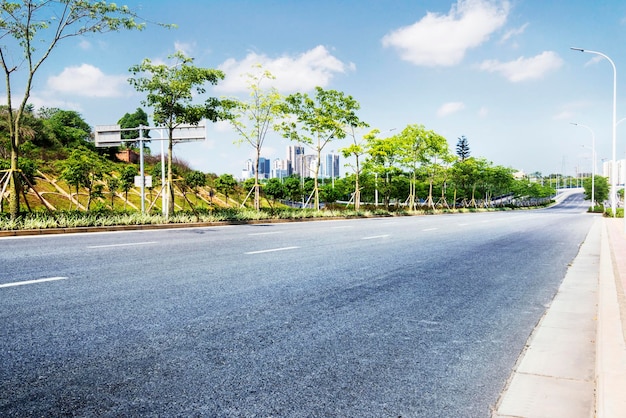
[322,153,340,178]
[287,145,305,175]
[272,158,289,180]
[603,159,626,186]
[241,157,271,180]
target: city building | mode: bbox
[242,147,341,181]
[602,158,626,186]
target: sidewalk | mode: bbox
[492,217,626,418]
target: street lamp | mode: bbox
[570,47,617,218]
[570,123,596,207]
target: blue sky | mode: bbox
[10,0,626,177]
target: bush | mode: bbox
[604,207,624,218]
[588,205,605,213]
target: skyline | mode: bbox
[5,0,626,177]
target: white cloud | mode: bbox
[26,93,83,113]
[437,101,465,117]
[174,41,196,57]
[47,64,128,97]
[78,40,92,50]
[478,51,563,82]
[381,0,510,67]
[478,106,489,117]
[216,45,354,94]
[552,110,573,120]
[500,22,528,43]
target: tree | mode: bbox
[264,177,286,208]
[118,108,150,144]
[456,135,470,161]
[42,109,91,147]
[119,165,137,209]
[364,132,403,210]
[583,175,609,205]
[57,147,108,210]
[283,175,302,203]
[282,87,366,210]
[128,51,228,216]
[395,124,449,210]
[1,0,159,219]
[340,128,375,211]
[214,173,238,204]
[223,66,284,211]
[106,176,120,208]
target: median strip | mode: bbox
[245,246,299,255]
[0,277,68,288]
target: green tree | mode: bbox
[118,108,150,145]
[395,124,449,210]
[106,176,120,208]
[128,51,228,216]
[214,173,238,204]
[283,175,302,203]
[224,66,284,211]
[1,0,158,219]
[583,175,609,204]
[340,128,375,210]
[57,147,109,210]
[120,165,137,209]
[42,109,91,147]
[264,177,286,208]
[456,135,470,161]
[282,87,366,210]
[364,132,402,209]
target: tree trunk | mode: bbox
[254,147,260,210]
[9,147,20,219]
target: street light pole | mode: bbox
[571,123,596,207]
[570,47,617,218]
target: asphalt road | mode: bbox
[0,193,594,417]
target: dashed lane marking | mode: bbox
[0,277,68,288]
[245,246,300,255]
[362,235,390,240]
[87,241,157,249]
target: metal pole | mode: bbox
[571,47,617,218]
[160,134,166,217]
[139,126,145,214]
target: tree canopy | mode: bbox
[128,51,228,216]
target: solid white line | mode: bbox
[362,235,390,240]
[0,277,68,288]
[87,241,157,249]
[245,246,299,255]
[422,228,438,231]
[248,231,282,236]
[331,226,354,229]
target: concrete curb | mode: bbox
[493,217,600,418]
[596,219,626,417]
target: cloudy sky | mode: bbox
[6,0,626,177]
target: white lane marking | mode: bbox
[331,226,354,229]
[248,231,283,236]
[87,241,157,249]
[422,228,438,231]
[245,246,299,255]
[362,235,390,240]
[0,277,68,288]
